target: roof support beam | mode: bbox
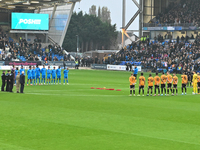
[122,0,143,47]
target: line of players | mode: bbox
[129,71,200,96]
[15,65,69,86]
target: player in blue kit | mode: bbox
[40,65,46,85]
[14,67,19,85]
[35,65,41,85]
[47,66,52,85]
[31,66,36,85]
[56,66,61,84]
[51,67,56,84]
[20,66,25,75]
[63,68,69,85]
[27,66,32,86]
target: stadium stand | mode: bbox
[0,26,64,62]
[149,0,200,26]
[115,38,200,73]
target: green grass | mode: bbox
[0,69,200,150]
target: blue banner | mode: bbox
[11,13,49,30]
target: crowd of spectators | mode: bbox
[0,26,63,62]
[114,37,200,72]
[150,0,200,26]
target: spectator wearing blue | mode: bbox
[134,66,138,78]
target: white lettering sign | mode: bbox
[19,19,41,25]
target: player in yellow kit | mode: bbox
[198,73,200,94]
[138,73,145,96]
[167,72,173,95]
[154,72,160,96]
[129,73,137,96]
[172,73,178,95]
[192,71,198,94]
[160,72,167,96]
[181,72,188,95]
[147,74,154,96]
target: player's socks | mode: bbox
[167,89,169,94]
[133,90,135,94]
[44,79,45,84]
[130,90,132,95]
[67,80,68,83]
[176,89,178,94]
[170,89,172,93]
[41,79,43,84]
[142,89,144,95]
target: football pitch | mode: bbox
[0,69,200,150]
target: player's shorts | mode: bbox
[173,84,177,88]
[134,74,137,78]
[32,76,35,80]
[130,85,135,88]
[161,84,166,88]
[36,75,40,79]
[47,75,51,79]
[28,76,32,80]
[64,76,68,79]
[42,75,46,79]
[139,86,144,89]
[154,85,159,88]
[57,75,61,79]
[52,76,56,80]
[167,83,172,88]
[198,82,200,87]
[148,86,153,89]
[182,84,186,88]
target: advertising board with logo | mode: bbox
[11,13,49,30]
[107,65,142,71]
[91,64,107,70]
[5,61,42,66]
